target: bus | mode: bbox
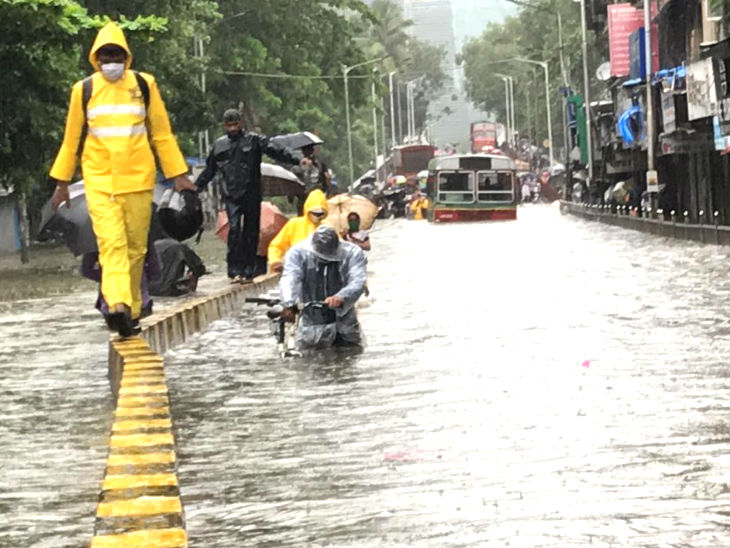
[470,121,498,153]
[392,144,436,184]
[426,153,518,222]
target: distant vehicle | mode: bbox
[392,144,436,184]
[470,121,498,153]
[426,153,518,222]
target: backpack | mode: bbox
[76,71,150,157]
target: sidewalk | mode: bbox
[0,230,228,302]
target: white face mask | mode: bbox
[100,62,125,81]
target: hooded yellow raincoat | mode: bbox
[50,22,188,319]
[268,190,329,265]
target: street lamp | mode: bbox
[343,55,389,191]
[495,73,513,147]
[507,57,554,167]
[389,71,397,149]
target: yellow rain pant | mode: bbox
[86,189,153,319]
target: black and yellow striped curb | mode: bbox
[108,274,279,399]
[92,337,186,548]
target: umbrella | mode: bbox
[326,194,378,234]
[261,162,305,197]
[270,131,324,150]
[215,201,289,256]
[38,181,98,256]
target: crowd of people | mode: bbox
[47,23,390,349]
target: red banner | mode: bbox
[608,3,659,78]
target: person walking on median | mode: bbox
[267,189,329,273]
[50,22,196,338]
[194,109,307,282]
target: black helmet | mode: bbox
[157,189,203,241]
[310,225,340,262]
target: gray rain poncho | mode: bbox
[280,233,367,349]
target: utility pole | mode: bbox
[580,0,594,184]
[371,69,379,174]
[389,71,397,149]
[644,0,658,201]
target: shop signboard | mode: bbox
[661,90,676,133]
[608,3,658,77]
[686,58,717,120]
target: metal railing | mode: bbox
[560,201,730,246]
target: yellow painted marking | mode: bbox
[102,473,178,490]
[91,528,187,548]
[107,452,175,467]
[115,406,170,418]
[112,419,172,432]
[121,372,165,381]
[118,384,167,396]
[122,362,163,372]
[110,433,174,448]
[116,396,168,408]
[97,496,182,517]
[119,378,166,389]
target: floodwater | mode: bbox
[165,206,730,548]
[2,206,730,547]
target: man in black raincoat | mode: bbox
[195,109,307,281]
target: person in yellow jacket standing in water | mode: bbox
[268,189,329,272]
[50,22,196,337]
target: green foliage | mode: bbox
[461,0,593,151]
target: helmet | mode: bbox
[310,225,340,262]
[157,189,203,241]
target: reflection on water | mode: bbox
[165,206,730,547]
[3,206,730,547]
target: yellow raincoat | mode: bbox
[50,22,188,319]
[268,190,329,265]
[410,195,430,220]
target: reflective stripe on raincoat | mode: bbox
[280,236,367,349]
[267,189,329,264]
[50,22,187,193]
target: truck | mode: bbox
[470,121,498,153]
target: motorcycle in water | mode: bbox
[376,187,408,219]
[246,296,337,358]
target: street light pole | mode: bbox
[644,0,658,200]
[580,0,594,184]
[342,55,389,191]
[508,76,515,147]
[389,71,397,149]
[495,73,512,147]
[371,69,379,175]
[512,57,553,167]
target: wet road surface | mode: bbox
[3,206,730,546]
[164,206,730,547]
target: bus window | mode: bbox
[438,171,474,203]
[477,171,513,202]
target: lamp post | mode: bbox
[495,73,513,147]
[343,55,388,191]
[510,57,553,166]
[371,69,379,175]
[389,71,397,149]
[579,0,594,184]
[644,0,658,200]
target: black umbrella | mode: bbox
[261,162,305,197]
[38,182,98,256]
[270,131,324,150]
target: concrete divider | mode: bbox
[95,274,279,547]
[561,202,730,246]
[108,274,279,399]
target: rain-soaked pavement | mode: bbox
[4,205,730,547]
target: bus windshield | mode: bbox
[438,171,474,203]
[477,171,513,202]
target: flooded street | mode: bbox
[2,206,730,546]
[164,206,730,547]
